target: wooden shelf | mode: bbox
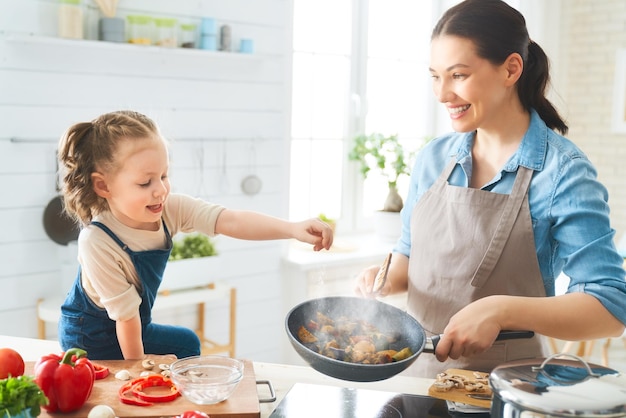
[1,32,261,62]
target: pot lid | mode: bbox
[490,354,626,417]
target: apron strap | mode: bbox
[471,167,534,288]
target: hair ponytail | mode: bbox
[518,41,568,134]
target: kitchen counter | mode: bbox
[0,335,434,417]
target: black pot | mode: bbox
[490,354,626,417]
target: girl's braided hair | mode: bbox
[58,110,161,225]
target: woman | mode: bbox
[355,0,626,377]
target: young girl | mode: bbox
[57,110,333,360]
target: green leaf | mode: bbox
[0,375,48,416]
[169,233,218,261]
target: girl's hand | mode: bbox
[293,218,334,251]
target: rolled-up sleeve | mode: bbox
[551,156,626,325]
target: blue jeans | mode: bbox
[59,312,201,360]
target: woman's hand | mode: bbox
[434,295,506,362]
[292,218,334,251]
[354,265,391,298]
[354,253,409,298]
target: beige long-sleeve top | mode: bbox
[76,193,225,321]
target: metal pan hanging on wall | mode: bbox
[43,154,80,246]
[43,195,80,245]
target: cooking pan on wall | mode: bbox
[43,156,80,245]
[285,296,534,382]
[43,195,80,245]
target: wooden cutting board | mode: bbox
[427,368,492,409]
[25,355,260,418]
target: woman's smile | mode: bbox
[448,104,471,118]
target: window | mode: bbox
[289,0,436,232]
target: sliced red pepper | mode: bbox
[131,375,180,402]
[118,379,152,407]
[178,411,210,418]
[92,363,109,379]
[118,375,180,406]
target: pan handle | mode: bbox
[425,330,535,353]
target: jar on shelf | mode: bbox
[199,17,217,51]
[58,0,84,39]
[154,18,177,48]
[180,23,197,48]
[127,15,153,45]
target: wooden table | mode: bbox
[0,335,434,418]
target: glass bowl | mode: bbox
[170,355,244,405]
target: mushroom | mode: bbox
[141,359,155,370]
[87,405,115,418]
[115,369,131,381]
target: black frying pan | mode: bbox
[43,195,80,245]
[42,156,80,246]
[285,296,534,382]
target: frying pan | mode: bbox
[42,156,80,245]
[285,296,534,382]
[43,195,80,245]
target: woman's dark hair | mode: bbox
[432,0,568,134]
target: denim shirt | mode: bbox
[395,110,626,325]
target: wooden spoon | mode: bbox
[372,252,392,294]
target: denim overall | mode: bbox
[58,221,200,360]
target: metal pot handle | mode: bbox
[256,379,276,403]
[531,353,602,382]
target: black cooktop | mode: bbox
[268,383,490,418]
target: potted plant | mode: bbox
[349,133,416,241]
[161,233,221,292]
[0,375,48,418]
[348,132,412,213]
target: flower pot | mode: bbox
[374,211,402,243]
[383,185,404,212]
[161,256,222,292]
[2,409,36,418]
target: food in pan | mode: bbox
[296,311,413,364]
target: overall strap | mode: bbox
[91,221,129,252]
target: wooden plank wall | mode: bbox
[0,0,293,363]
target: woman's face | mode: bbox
[429,35,512,133]
[100,137,171,230]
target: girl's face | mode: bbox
[429,35,513,133]
[95,137,170,230]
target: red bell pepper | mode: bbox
[178,411,210,418]
[92,362,110,379]
[34,348,95,413]
[118,374,180,406]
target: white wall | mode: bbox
[0,0,293,363]
[557,0,626,244]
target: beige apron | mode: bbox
[406,158,548,377]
